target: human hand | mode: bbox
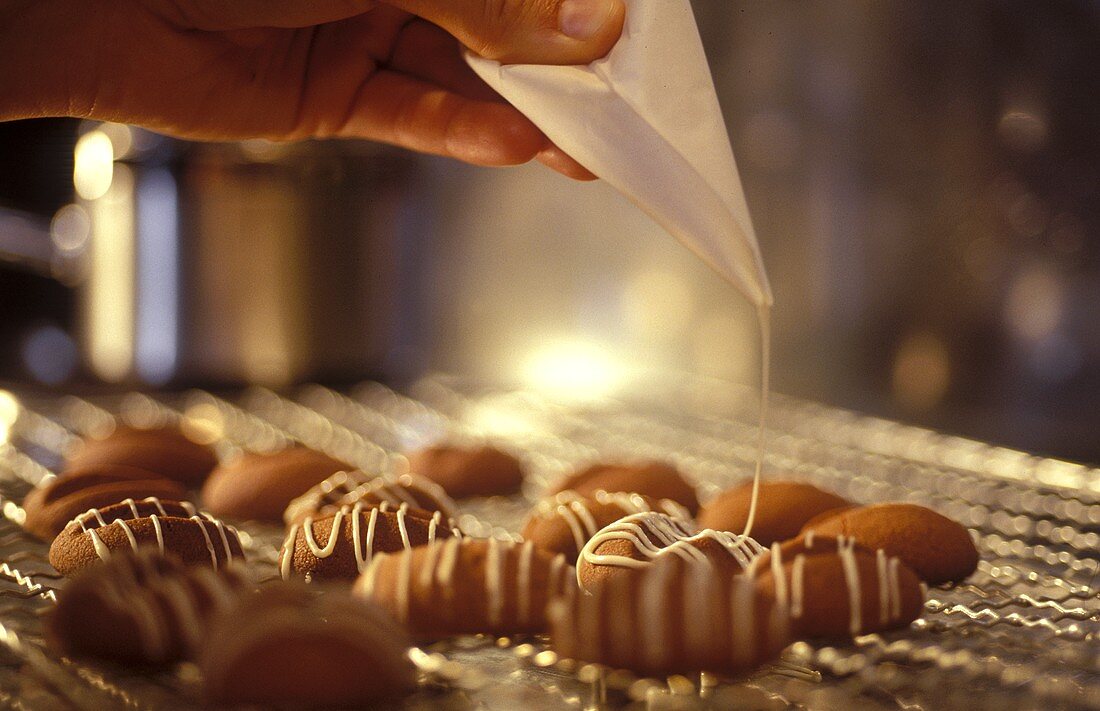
[1,0,625,179]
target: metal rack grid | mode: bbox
[0,375,1096,710]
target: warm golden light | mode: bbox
[86,164,136,382]
[0,391,18,445]
[521,339,622,401]
[621,267,695,341]
[73,131,114,200]
[182,403,225,444]
[892,331,951,412]
[99,122,134,159]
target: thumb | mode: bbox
[383,0,625,65]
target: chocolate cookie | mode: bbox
[548,462,700,514]
[697,480,850,546]
[45,548,251,666]
[201,583,415,707]
[284,470,457,526]
[201,447,352,522]
[65,425,217,486]
[279,501,457,582]
[576,512,764,591]
[22,465,186,541]
[355,537,574,638]
[550,554,790,677]
[49,498,244,576]
[753,535,925,638]
[406,445,524,498]
[522,490,692,564]
[799,503,979,584]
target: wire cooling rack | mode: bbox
[0,375,1096,710]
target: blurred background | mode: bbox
[0,1,1097,463]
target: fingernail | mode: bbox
[559,0,617,40]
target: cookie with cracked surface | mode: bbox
[355,537,575,638]
[22,465,185,541]
[48,498,244,576]
[279,501,457,582]
[548,461,700,514]
[45,548,251,666]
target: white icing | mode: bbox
[190,516,220,570]
[836,536,863,635]
[485,538,504,627]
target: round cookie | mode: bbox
[284,470,457,526]
[49,498,244,576]
[753,535,925,639]
[521,490,692,564]
[280,501,457,582]
[355,537,575,638]
[45,548,251,666]
[799,503,979,585]
[549,461,700,514]
[698,480,850,546]
[201,447,352,522]
[406,444,524,498]
[549,554,790,677]
[201,583,415,707]
[22,465,186,541]
[65,425,217,486]
[576,511,764,591]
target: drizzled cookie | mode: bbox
[522,490,692,564]
[799,502,979,585]
[355,537,575,638]
[576,511,764,590]
[48,498,244,576]
[45,548,251,665]
[284,470,457,526]
[550,555,790,677]
[752,534,925,638]
[279,501,457,582]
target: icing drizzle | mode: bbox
[73,498,237,568]
[532,490,691,555]
[279,500,455,580]
[576,512,765,590]
[285,470,457,524]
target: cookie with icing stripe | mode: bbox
[549,461,700,514]
[48,498,244,577]
[698,479,850,546]
[65,425,217,486]
[355,538,575,638]
[22,464,186,541]
[576,511,764,591]
[201,447,353,522]
[45,548,251,666]
[799,503,978,585]
[284,470,457,526]
[201,583,415,707]
[752,535,925,638]
[406,444,524,498]
[279,501,457,582]
[522,490,692,564]
[550,554,790,677]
